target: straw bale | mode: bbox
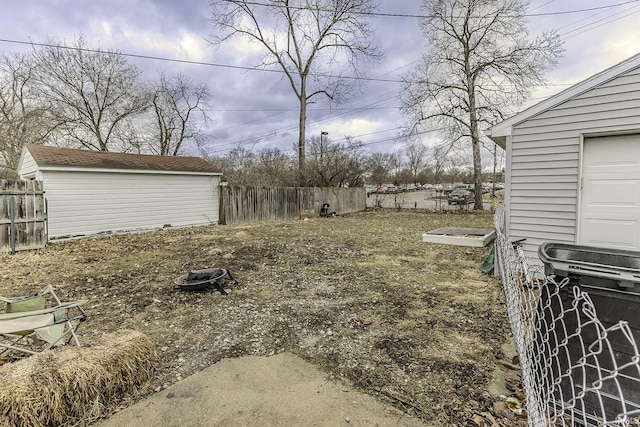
[0,329,157,427]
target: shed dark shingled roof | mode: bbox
[25,144,221,174]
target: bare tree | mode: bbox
[214,146,259,185]
[32,36,148,152]
[304,135,365,187]
[0,53,53,178]
[403,140,429,184]
[209,0,381,169]
[254,148,297,186]
[149,72,211,156]
[366,151,399,187]
[431,144,450,184]
[401,0,563,209]
[210,147,297,186]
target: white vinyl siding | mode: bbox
[507,66,640,262]
[42,170,220,238]
[17,150,40,179]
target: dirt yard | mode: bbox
[1,209,523,426]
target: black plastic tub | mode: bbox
[538,243,640,343]
[536,243,640,425]
[539,243,640,290]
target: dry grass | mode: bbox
[0,330,156,427]
[0,209,517,425]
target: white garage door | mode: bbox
[579,134,640,250]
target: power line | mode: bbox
[239,0,640,18]
[560,4,640,38]
[209,87,402,149]
[210,110,288,133]
[509,0,640,16]
[2,0,638,84]
[201,2,638,154]
[0,38,402,84]
[205,106,399,112]
[0,36,580,92]
[3,2,636,157]
[556,2,618,31]
[207,91,402,153]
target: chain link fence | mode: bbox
[493,204,640,426]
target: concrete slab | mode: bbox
[95,353,426,427]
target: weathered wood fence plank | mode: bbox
[0,180,46,253]
[219,186,365,225]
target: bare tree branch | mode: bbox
[148,72,211,156]
[0,52,54,177]
[31,36,148,152]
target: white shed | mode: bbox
[17,144,223,239]
[487,52,640,265]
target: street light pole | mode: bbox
[320,131,328,163]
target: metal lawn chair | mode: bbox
[0,285,87,357]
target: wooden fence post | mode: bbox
[9,195,16,255]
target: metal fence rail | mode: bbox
[493,204,640,426]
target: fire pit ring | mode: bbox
[173,268,237,294]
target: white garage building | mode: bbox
[487,52,640,264]
[17,144,222,239]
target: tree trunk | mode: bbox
[298,101,306,169]
[298,80,307,170]
[467,78,484,210]
[471,131,483,210]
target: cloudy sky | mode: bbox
[1,0,639,162]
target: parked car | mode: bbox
[447,189,474,205]
[386,186,399,194]
[444,184,467,194]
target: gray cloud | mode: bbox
[2,0,639,158]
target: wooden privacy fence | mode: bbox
[219,186,366,225]
[0,180,46,253]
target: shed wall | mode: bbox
[508,66,640,261]
[17,150,40,179]
[42,170,220,238]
